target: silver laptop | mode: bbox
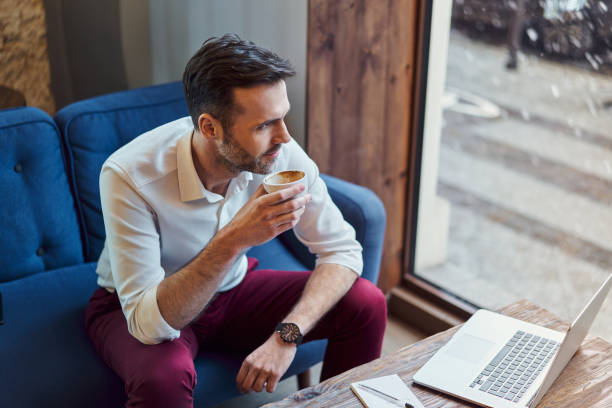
[413,273,612,408]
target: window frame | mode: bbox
[396,0,479,330]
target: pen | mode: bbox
[357,383,415,408]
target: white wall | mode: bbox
[120,0,153,89]
[146,0,308,146]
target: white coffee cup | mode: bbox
[263,170,307,195]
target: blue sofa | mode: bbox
[0,82,386,407]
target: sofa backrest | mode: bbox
[54,82,188,262]
[0,107,84,282]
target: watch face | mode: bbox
[279,323,300,342]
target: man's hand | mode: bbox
[236,333,297,393]
[222,184,311,250]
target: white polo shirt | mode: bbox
[96,117,363,344]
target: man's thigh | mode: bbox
[85,288,199,388]
[192,267,311,351]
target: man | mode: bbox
[506,0,526,70]
[85,34,386,407]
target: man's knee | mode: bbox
[126,354,196,408]
[343,277,387,324]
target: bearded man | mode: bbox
[85,34,387,408]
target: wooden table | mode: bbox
[264,300,612,407]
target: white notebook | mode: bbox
[350,374,425,408]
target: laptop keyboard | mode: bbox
[469,330,560,403]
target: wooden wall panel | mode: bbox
[307,0,420,292]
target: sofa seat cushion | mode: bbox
[0,262,125,408]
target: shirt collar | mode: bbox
[177,130,207,202]
[227,171,253,198]
[176,130,254,203]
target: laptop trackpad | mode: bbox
[445,334,496,364]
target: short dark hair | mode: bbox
[182,34,296,131]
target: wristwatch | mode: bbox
[275,322,303,345]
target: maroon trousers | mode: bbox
[85,258,387,408]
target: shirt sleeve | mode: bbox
[99,161,181,344]
[287,142,364,276]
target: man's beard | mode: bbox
[214,129,279,175]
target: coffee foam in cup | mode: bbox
[263,170,306,194]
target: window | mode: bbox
[411,0,612,341]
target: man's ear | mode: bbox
[198,113,221,140]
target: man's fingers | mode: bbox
[266,375,280,393]
[273,206,305,227]
[273,219,302,237]
[260,184,305,205]
[283,195,311,213]
[252,371,269,392]
[276,206,307,227]
[241,366,259,393]
[267,194,311,218]
[236,362,250,393]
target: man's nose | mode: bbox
[275,120,291,144]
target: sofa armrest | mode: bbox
[278,174,386,284]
